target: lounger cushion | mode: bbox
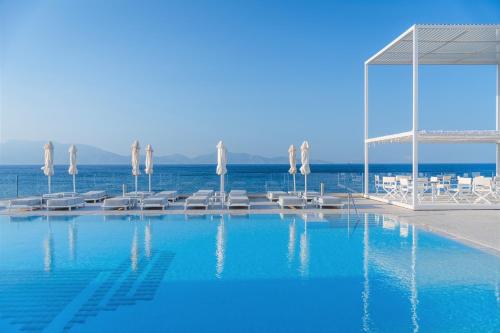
[185,195,209,205]
[103,197,136,209]
[316,196,343,207]
[227,195,250,206]
[229,190,247,196]
[9,197,42,207]
[82,190,107,201]
[267,191,287,200]
[46,197,85,208]
[278,196,305,208]
[156,191,178,200]
[141,197,168,208]
[125,191,153,198]
[194,190,214,196]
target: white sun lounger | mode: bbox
[46,197,85,210]
[194,190,214,197]
[185,195,209,209]
[314,196,343,208]
[140,196,169,210]
[229,189,247,196]
[156,191,179,202]
[278,196,305,209]
[8,197,42,211]
[267,191,287,201]
[125,191,154,199]
[227,194,250,209]
[82,190,107,203]
[102,197,137,210]
[302,191,320,201]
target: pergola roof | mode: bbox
[367,24,500,65]
[366,130,500,145]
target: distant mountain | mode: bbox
[0,140,331,165]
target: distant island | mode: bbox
[0,140,332,165]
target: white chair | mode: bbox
[472,176,494,204]
[399,178,426,203]
[449,177,473,203]
[382,177,398,199]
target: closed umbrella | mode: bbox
[41,141,54,193]
[68,145,78,193]
[300,141,311,196]
[288,144,297,193]
[145,144,153,192]
[216,141,227,204]
[131,140,141,193]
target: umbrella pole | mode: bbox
[293,174,296,193]
[135,176,138,193]
[148,174,151,193]
[220,175,225,207]
[48,176,51,194]
[73,174,76,193]
[304,175,307,197]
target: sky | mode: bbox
[1,0,499,163]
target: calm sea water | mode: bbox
[0,213,498,332]
[0,163,495,199]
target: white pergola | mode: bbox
[364,24,500,210]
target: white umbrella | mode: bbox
[144,144,153,192]
[131,140,141,193]
[68,145,78,193]
[300,141,311,196]
[216,141,227,204]
[288,144,297,193]
[41,141,54,193]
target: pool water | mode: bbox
[0,214,498,332]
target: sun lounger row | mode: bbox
[7,189,343,211]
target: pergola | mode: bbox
[364,24,500,210]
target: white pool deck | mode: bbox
[1,195,499,255]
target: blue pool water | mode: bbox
[0,214,498,332]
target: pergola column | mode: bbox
[364,63,369,196]
[496,64,499,177]
[412,27,419,207]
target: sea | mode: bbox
[0,164,496,199]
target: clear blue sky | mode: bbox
[1,0,499,162]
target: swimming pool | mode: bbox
[0,214,498,332]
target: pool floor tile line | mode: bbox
[64,250,174,332]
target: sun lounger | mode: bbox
[102,197,137,210]
[302,191,320,201]
[82,190,107,203]
[184,195,209,209]
[8,197,42,211]
[278,196,305,209]
[156,190,179,202]
[46,197,85,210]
[267,191,287,201]
[226,194,250,209]
[229,189,247,196]
[140,196,169,210]
[314,196,343,208]
[125,191,154,199]
[194,190,214,197]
